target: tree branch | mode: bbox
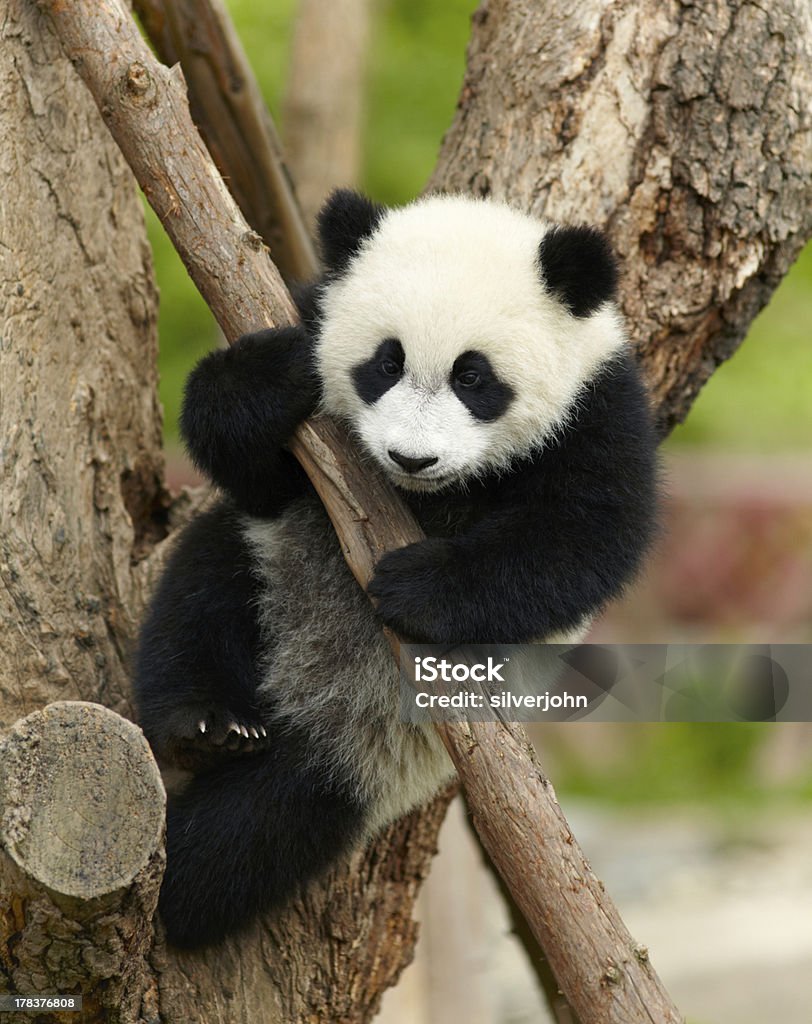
[470,812,582,1024]
[133,0,318,282]
[35,1,684,1021]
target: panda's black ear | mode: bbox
[537,225,618,318]
[317,189,386,275]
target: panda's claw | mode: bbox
[153,705,269,770]
[156,705,271,770]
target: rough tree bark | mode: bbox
[1,0,810,1022]
[0,0,163,732]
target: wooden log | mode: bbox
[0,702,165,1019]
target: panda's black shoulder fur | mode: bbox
[290,278,324,334]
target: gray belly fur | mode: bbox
[242,497,454,833]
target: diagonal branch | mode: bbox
[35,1,683,1021]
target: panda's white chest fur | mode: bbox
[241,497,453,831]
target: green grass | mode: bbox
[557,723,771,805]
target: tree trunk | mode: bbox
[0,0,163,731]
[283,0,372,227]
[429,0,812,434]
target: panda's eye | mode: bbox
[380,358,402,377]
[456,370,481,388]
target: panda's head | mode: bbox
[314,190,626,492]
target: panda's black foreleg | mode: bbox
[159,747,365,948]
[180,326,318,517]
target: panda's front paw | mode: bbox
[368,539,464,644]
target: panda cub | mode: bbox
[135,190,658,948]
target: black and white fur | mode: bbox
[134,190,659,948]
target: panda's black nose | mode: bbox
[388,450,439,473]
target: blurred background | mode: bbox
[143,2,812,1021]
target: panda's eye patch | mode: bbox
[456,369,481,388]
[352,337,404,404]
[451,350,515,422]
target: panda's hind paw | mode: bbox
[195,708,269,752]
[153,704,270,770]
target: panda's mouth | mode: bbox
[388,469,451,492]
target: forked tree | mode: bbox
[1,1,810,1022]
